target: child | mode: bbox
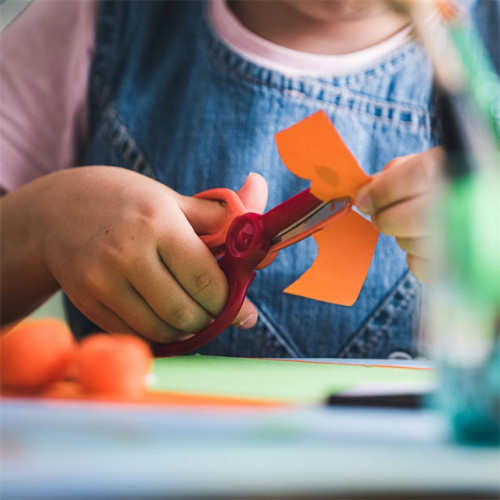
[1,0,497,358]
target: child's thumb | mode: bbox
[236,172,268,214]
[180,173,268,237]
[180,195,228,236]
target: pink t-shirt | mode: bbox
[0,0,410,192]
[210,0,412,76]
[0,0,96,191]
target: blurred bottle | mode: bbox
[429,89,500,445]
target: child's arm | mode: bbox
[1,167,266,340]
[355,147,444,282]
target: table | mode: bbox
[1,359,499,499]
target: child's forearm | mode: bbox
[1,181,60,325]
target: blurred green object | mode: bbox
[434,166,500,445]
[444,167,500,306]
[428,10,500,446]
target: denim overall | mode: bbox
[66,0,498,359]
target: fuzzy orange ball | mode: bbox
[0,318,75,390]
[77,333,152,397]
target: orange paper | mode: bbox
[275,110,371,202]
[275,110,379,305]
[284,211,379,306]
[0,380,286,409]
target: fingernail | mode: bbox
[238,313,256,329]
[355,190,374,215]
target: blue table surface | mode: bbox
[1,359,498,499]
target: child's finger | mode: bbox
[382,154,418,171]
[407,254,432,283]
[235,172,268,214]
[371,193,433,238]
[395,236,432,259]
[68,290,151,339]
[156,216,230,317]
[93,278,199,343]
[231,297,258,329]
[179,172,269,236]
[356,148,443,215]
[127,252,219,337]
[178,195,229,236]
[68,280,195,344]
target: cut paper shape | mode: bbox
[275,110,371,202]
[284,210,379,306]
[274,110,379,304]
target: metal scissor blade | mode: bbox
[269,197,350,253]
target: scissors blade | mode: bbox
[270,197,350,252]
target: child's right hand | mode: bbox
[1,167,268,343]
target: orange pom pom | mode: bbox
[77,334,151,397]
[1,318,75,390]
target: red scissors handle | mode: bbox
[191,188,248,257]
[151,187,333,357]
[152,212,270,357]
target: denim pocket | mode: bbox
[337,271,424,359]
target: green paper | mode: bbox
[149,355,434,404]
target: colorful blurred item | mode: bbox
[77,333,152,397]
[0,318,75,390]
[403,0,500,445]
[1,319,152,398]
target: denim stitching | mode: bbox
[100,105,156,178]
[250,298,304,357]
[202,15,429,92]
[337,272,420,358]
[204,40,416,98]
[253,329,294,357]
[279,92,431,133]
[202,44,431,132]
[361,285,417,356]
[90,2,123,101]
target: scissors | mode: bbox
[152,187,350,357]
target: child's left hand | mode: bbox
[355,147,445,282]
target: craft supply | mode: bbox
[326,393,423,409]
[0,318,74,390]
[148,355,434,405]
[78,333,152,397]
[410,3,500,445]
[274,109,371,202]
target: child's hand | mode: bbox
[1,167,267,342]
[355,148,444,282]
